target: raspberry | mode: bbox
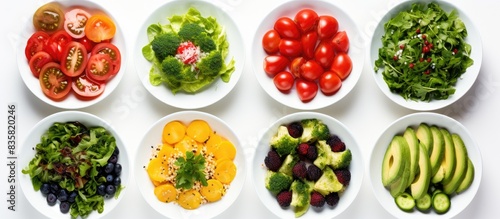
[306,164,322,181]
[287,122,303,138]
[292,161,307,179]
[306,144,318,161]
[276,190,292,207]
[327,135,346,152]
[264,150,282,172]
[334,169,351,186]
[310,191,325,207]
[297,143,309,156]
[325,192,339,207]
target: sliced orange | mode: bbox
[186,120,211,143]
[214,159,237,184]
[147,157,169,183]
[177,189,202,209]
[205,132,223,156]
[157,144,175,161]
[162,121,186,145]
[174,135,200,155]
[213,140,236,161]
[200,179,224,202]
[154,183,177,203]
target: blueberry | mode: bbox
[50,183,60,194]
[68,191,78,203]
[60,201,70,214]
[112,147,119,156]
[47,193,57,206]
[104,163,115,174]
[97,184,106,196]
[105,185,116,196]
[114,163,122,176]
[40,183,50,196]
[57,189,68,202]
[108,155,118,164]
[106,174,114,183]
[113,177,121,186]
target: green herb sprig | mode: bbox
[174,151,208,189]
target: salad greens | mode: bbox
[374,2,473,101]
[142,7,235,94]
[22,122,122,218]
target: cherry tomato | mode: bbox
[72,74,105,100]
[25,31,50,60]
[296,78,318,102]
[38,62,72,101]
[77,36,97,52]
[29,51,52,78]
[44,30,72,61]
[262,29,281,54]
[290,57,306,78]
[263,55,290,77]
[32,2,64,34]
[294,9,319,33]
[273,71,295,93]
[319,71,342,95]
[274,17,301,39]
[279,39,302,58]
[60,41,88,77]
[301,31,318,60]
[300,60,323,81]
[91,42,122,74]
[86,53,114,81]
[317,15,339,40]
[63,8,91,39]
[85,14,116,43]
[330,52,352,80]
[331,31,350,53]
[314,41,336,69]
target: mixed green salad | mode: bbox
[142,7,235,94]
[22,122,123,218]
[374,2,473,101]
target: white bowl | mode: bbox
[18,111,130,219]
[134,0,245,109]
[369,112,482,218]
[369,0,482,111]
[252,112,363,218]
[135,111,246,219]
[17,0,127,109]
[252,0,364,110]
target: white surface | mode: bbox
[1,0,499,218]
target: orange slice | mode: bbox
[154,183,177,203]
[147,157,169,183]
[213,140,236,161]
[174,135,200,155]
[200,179,224,202]
[186,120,211,143]
[157,144,175,162]
[214,159,237,184]
[205,132,223,156]
[177,189,202,209]
[162,121,186,145]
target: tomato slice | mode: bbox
[263,55,290,77]
[29,51,52,78]
[86,53,114,81]
[32,2,64,34]
[72,74,105,100]
[64,8,92,39]
[331,31,350,53]
[319,71,342,95]
[273,71,295,93]
[25,31,50,60]
[329,52,353,80]
[85,14,116,43]
[44,30,72,61]
[296,78,318,102]
[91,42,122,74]
[39,62,72,101]
[262,29,281,55]
[60,41,88,77]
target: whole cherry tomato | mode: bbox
[300,60,324,81]
[296,78,318,102]
[279,39,302,58]
[290,57,306,78]
[319,71,342,95]
[314,41,336,69]
[301,31,318,60]
[262,29,281,54]
[329,52,352,80]
[273,71,295,93]
[274,17,301,39]
[317,15,339,40]
[294,9,319,33]
[264,55,290,77]
[331,31,350,53]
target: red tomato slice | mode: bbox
[300,60,324,81]
[29,51,52,78]
[331,31,350,53]
[300,31,318,60]
[85,14,116,43]
[319,71,342,95]
[330,52,353,80]
[296,78,318,102]
[317,15,339,40]
[278,39,302,58]
[91,42,121,74]
[25,31,50,60]
[314,41,336,69]
[60,41,88,77]
[43,30,72,61]
[263,55,290,77]
[72,74,105,99]
[86,53,114,81]
[273,71,295,93]
[64,8,92,39]
[294,9,319,33]
[274,17,301,39]
[38,62,72,101]
[262,29,281,55]
[290,57,306,78]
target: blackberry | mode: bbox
[325,192,340,207]
[287,122,303,138]
[306,164,322,181]
[334,169,351,186]
[265,150,282,172]
[292,161,307,179]
[306,144,318,161]
[276,190,292,207]
[297,143,309,156]
[327,135,346,152]
[310,191,325,207]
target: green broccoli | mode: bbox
[313,140,352,170]
[151,33,181,62]
[265,171,293,195]
[178,23,205,41]
[300,119,330,143]
[278,154,299,176]
[270,125,300,157]
[313,140,331,169]
[290,179,314,217]
[196,51,223,77]
[161,56,197,87]
[194,33,217,52]
[313,166,344,196]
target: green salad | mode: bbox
[374,2,473,101]
[142,7,235,94]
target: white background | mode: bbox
[1,0,499,218]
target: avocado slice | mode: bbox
[382,136,409,187]
[429,126,445,176]
[410,143,431,200]
[455,158,475,193]
[416,123,433,154]
[389,153,411,198]
[403,127,420,188]
[434,128,456,184]
[443,134,468,195]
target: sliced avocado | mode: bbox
[389,155,411,198]
[439,128,456,183]
[382,136,409,186]
[403,127,420,188]
[429,126,445,176]
[455,158,474,193]
[431,166,444,184]
[411,143,431,200]
[278,154,298,176]
[416,123,433,154]
[443,133,468,195]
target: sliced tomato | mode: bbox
[300,31,318,60]
[43,30,72,61]
[294,9,319,33]
[86,53,114,81]
[317,15,339,40]
[60,41,88,77]
[25,31,50,60]
[278,39,302,58]
[314,41,336,69]
[290,57,306,78]
[300,60,323,81]
[331,31,350,53]
[64,8,92,39]
[273,71,295,93]
[85,14,116,43]
[274,17,301,39]
[32,2,64,34]
[296,78,318,102]
[263,55,290,77]
[38,62,72,101]
[29,51,52,77]
[72,74,105,100]
[262,29,281,55]
[319,71,342,95]
[91,43,121,74]
[330,52,353,80]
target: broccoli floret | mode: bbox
[161,56,198,83]
[313,166,344,196]
[313,140,352,170]
[270,126,300,157]
[330,148,352,170]
[151,33,181,61]
[194,33,216,52]
[300,119,330,143]
[178,23,205,41]
[265,171,293,195]
[313,140,331,169]
[196,51,223,77]
[278,154,299,176]
[290,179,314,217]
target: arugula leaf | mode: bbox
[174,151,208,189]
